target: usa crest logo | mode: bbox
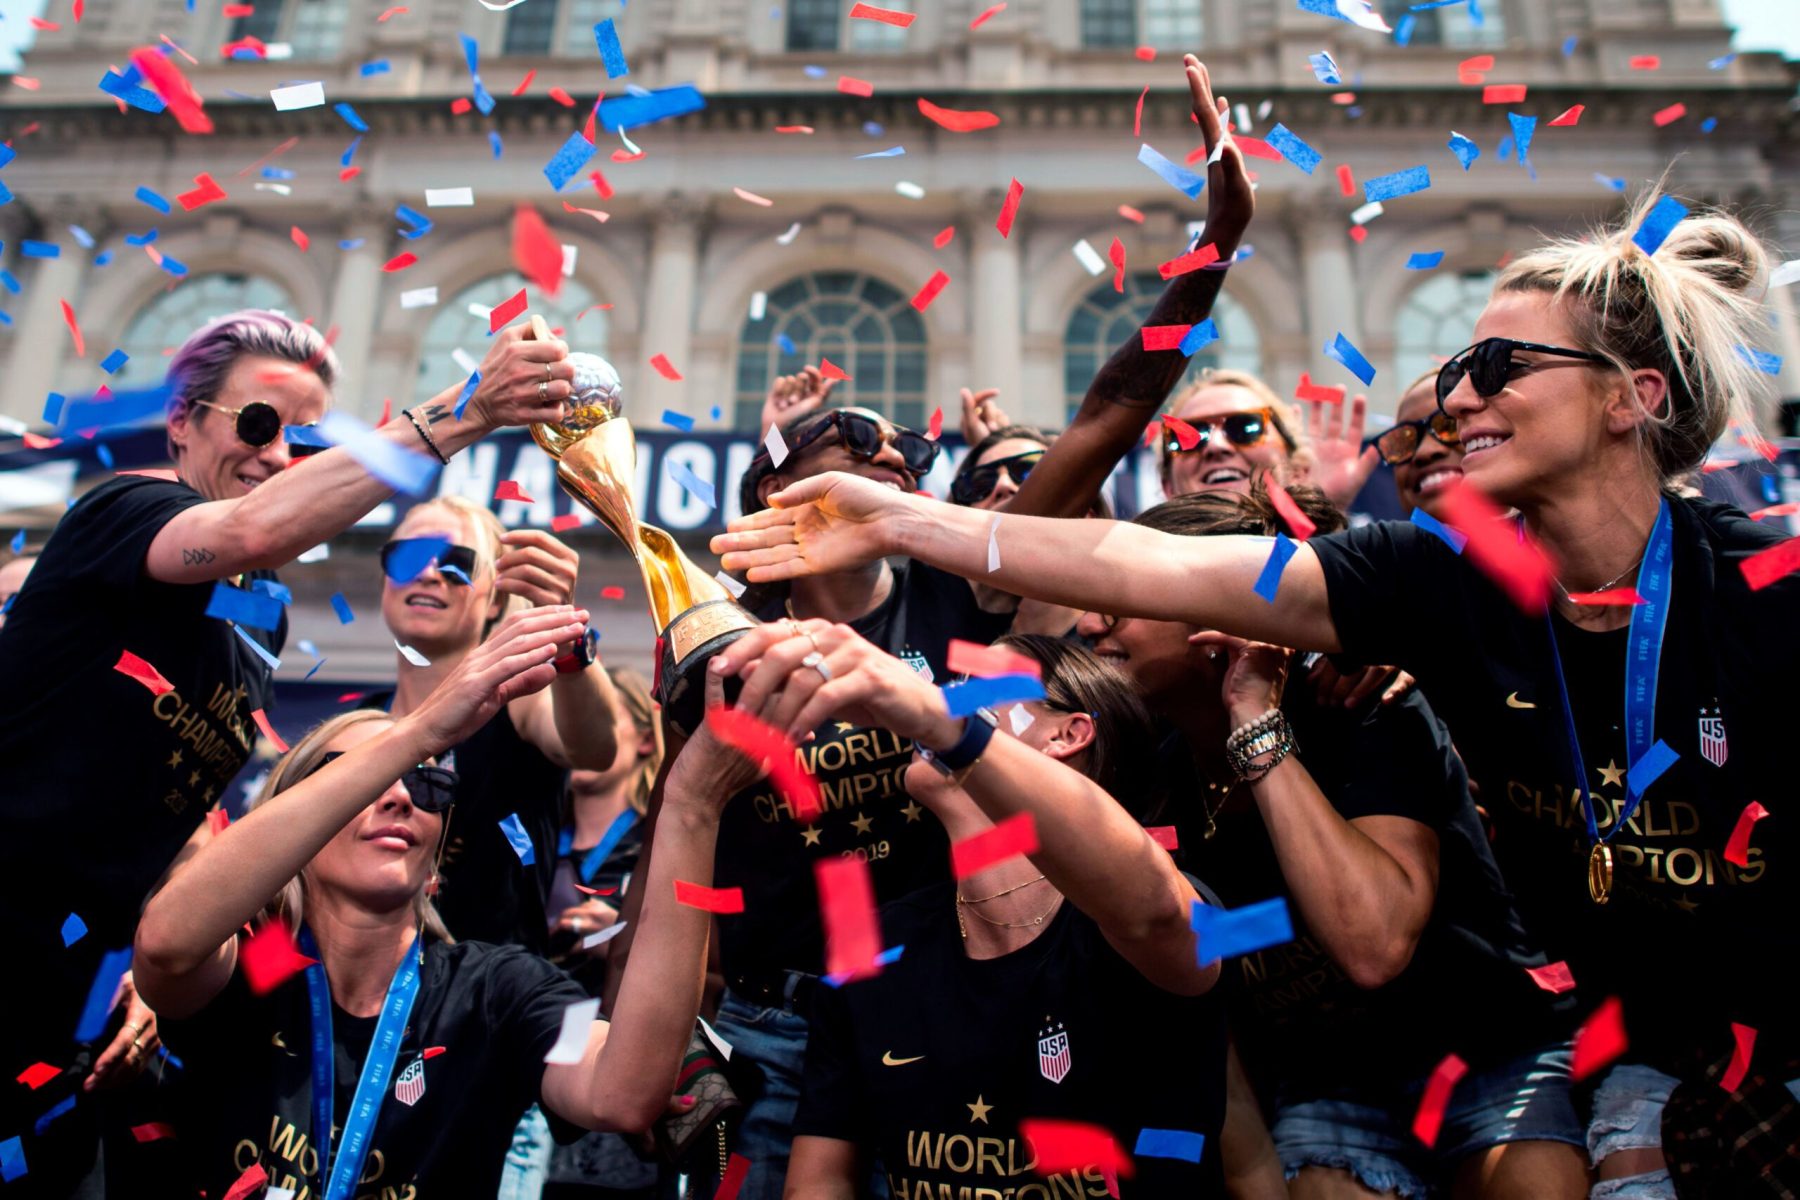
[1699,705,1728,768]
[394,1055,427,1107]
[1037,1021,1071,1084]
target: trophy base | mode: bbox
[656,598,760,737]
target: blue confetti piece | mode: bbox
[1296,0,1353,19]
[1364,165,1430,203]
[1631,195,1690,256]
[303,657,326,681]
[206,582,284,632]
[454,370,481,420]
[1324,332,1376,385]
[96,443,114,469]
[1509,112,1537,160]
[824,943,906,986]
[0,1135,22,1183]
[1190,896,1293,965]
[473,79,495,115]
[862,120,884,136]
[0,270,16,293]
[0,145,12,170]
[34,1095,76,1136]
[1408,0,1459,8]
[68,225,94,248]
[1626,740,1678,797]
[124,228,158,246]
[1595,173,1626,193]
[1394,12,1415,44]
[1137,143,1206,198]
[499,813,536,865]
[283,424,330,454]
[55,384,171,434]
[667,458,717,510]
[1252,533,1298,603]
[1179,318,1220,357]
[250,578,292,605]
[9,528,24,553]
[61,913,86,946]
[489,130,504,159]
[663,409,695,431]
[1135,1128,1205,1163]
[395,204,433,240]
[360,59,391,76]
[595,18,630,78]
[941,673,1046,717]
[73,946,133,1042]
[803,64,828,78]
[1410,507,1467,553]
[1708,53,1735,69]
[1736,346,1782,375]
[855,146,906,159]
[160,255,189,278]
[339,238,365,250]
[334,102,369,131]
[99,67,166,112]
[1563,34,1578,56]
[262,166,295,180]
[382,536,451,585]
[0,180,10,206]
[776,333,797,355]
[1447,132,1480,170]
[1699,117,1717,134]
[40,394,63,424]
[341,136,362,167]
[1264,124,1321,175]
[460,32,481,76]
[20,240,59,258]
[710,406,722,420]
[544,131,596,190]
[1308,51,1341,85]
[331,592,356,624]
[1406,250,1445,270]
[100,348,128,374]
[1467,0,1485,25]
[318,411,441,497]
[597,84,706,132]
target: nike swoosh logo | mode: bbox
[881,1052,925,1067]
[1506,693,1536,709]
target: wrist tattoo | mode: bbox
[415,404,451,426]
[182,548,216,566]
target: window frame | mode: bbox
[1061,272,1260,421]
[414,272,606,405]
[106,273,297,395]
[1393,268,1499,391]
[229,0,349,61]
[1080,0,1204,51]
[500,0,629,57]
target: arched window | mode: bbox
[735,272,930,430]
[1395,270,1497,390]
[1381,0,1503,47]
[1062,273,1259,420]
[1081,0,1202,50]
[109,273,295,393]
[229,0,348,60]
[502,0,627,56]
[415,272,605,404]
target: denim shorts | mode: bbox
[1272,1042,1584,1199]
[1586,1063,1679,1200]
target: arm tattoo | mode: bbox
[415,404,451,426]
[182,548,217,566]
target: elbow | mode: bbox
[1341,934,1419,991]
[222,512,286,571]
[587,1095,664,1136]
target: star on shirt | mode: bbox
[167,750,184,769]
[849,812,874,836]
[188,770,202,788]
[800,825,822,847]
[900,800,923,823]
[967,1096,992,1124]
[835,722,855,733]
[1597,759,1626,788]
[1672,894,1698,913]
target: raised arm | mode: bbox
[144,325,573,585]
[133,606,587,1019]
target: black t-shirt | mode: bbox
[717,562,1014,981]
[160,938,590,1198]
[794,882,1228,1198]
[1310,496,1796,1074]
[1161,685,1567,1096]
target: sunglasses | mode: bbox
[951,450,1043,506]
[1369,411,1462,466]
[306,750,459,814]
[1435,338,1608,411]
[192,399,325,457]
[1163,410,1274,455]
[380,539,480,586]
[761,410,941,477]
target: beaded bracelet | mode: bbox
[402,408,450,465]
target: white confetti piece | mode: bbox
[777,222,802,245]
[1009,704,1035,735]
[297,543,330,563]
[1351,200,1384,225]
[561,244,577,277]
[476,0,530,7]
[425,186,475,207]
[1234,102,1253,134]
[619,127,642,155]
[895,181,926,199]
[714,571,747,599]
[264,42,294,60]
[267,1188,297,1200]
[1772,260,1800,289]
[399,286,439,309]
[396,641,431,667]
[543,998,600,1064]
[270,81,325,111]
[986,514,1002,572]
[750,291,768,321]
[1072,239,1106,276]
[582,920,628,949]
[698,1016,734,1061]
[254,182,293,195]
[764,423,789,468]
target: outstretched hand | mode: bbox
[711,471,912,582]
[403,605,590,751]
[760,365,837,440]
[1300,395,1380,510]
[1187,56,1255,254]
[959,387,1009,445]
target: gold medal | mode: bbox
[1587,843,1613,905]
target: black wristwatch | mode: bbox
[553,627,598,675]
[917,707,999,780]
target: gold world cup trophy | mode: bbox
[526,317,758,735]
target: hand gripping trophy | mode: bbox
[526,317,757,735]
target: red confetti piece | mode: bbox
[1231,135,1284,161]
[1723,801,1769,867]
[918,97,1001,132]
[848,2,915,26]
[495,480,535,504]
[548,87,575,107]
[1571,997,1628,1081]
[422,1045,447,1059]
[995,177,1023,237]
[511,68,536,96]
[1146,826,1179,850]
[1548,105,1585,127]
[1411,1053,1468,1147]
[1335,163,1355,196]
[911,269,950,312]
[610,149,645,164]
[1348,226,1368,244]
[1118,204,1144,223]
[377,5,408,19]
[674,880,745,914]
[16,1062,59,1090]
[1162,415,1199,450]
[816,856,884,979]
[706,706,822,822]
[23,432,62,449]
[449,97,472,115]
[1109,238,1126,294]
[1740,537,1800,591]
[1748,502,1800,520]
[1565,587,1646,606]
[551,514,582,533]
[220,3,254,15]
[1482,84,1527,104]
[600,585,626,600]
[589,171,614,198]
[1525,961,1577,994]
[512,205,564,299]
[1265,480,1318,540]
[1133,85,1148,138]
[951,812,1039,879]
[927,406,944,440]
[130,47,212,133]
[489,287,529,333]
[716,1154,751,1200]
[774,124,814,134]
[1458,54,1495,74]
[837,75,874,97]
[1629,55,1661,70]
[1133,46,1155,62]
[562,202,610,224]
[1157,242,1221,280]
[969,2,1005,28]
[207,808,230,835]
[1018,1119,1135,1179]
[947,639,1042,679]
[649,353,684,381]
[114,650,174,696]
[251,708,288,752]
[290,226,309,251]
[176,172,226,210]
[60,299,84,357]
[1722,1023,1756,1091]
[338,165,362,182]
[933,225,955,248]
[131,1122,176,1143]
[1141,325,1192,352]
[573,883,617,896]
[1653,102,1686,126]
[1437,483,1554,611]
[819,358,851,381]
[223,1164,269,1200]
[72,0,84,21]
[240,919,316,995]
[218,35,266,60]
[381,252,418,273]
[1295,371,1345,404]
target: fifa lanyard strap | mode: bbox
[558,807,640,884]
[1543,498,1675,857]
[298,926,424,1200]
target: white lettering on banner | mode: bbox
[498,447,554,527]
[658,441,719,530]
[721,441,758,525]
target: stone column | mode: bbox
[966,190,1026,421]
[640,197,705,414]
[3,203,98,426]
[1296,207,1362,385]
[325,211,389,421]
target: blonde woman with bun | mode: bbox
[714,179,1799,1197]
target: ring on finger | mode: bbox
[801,651,832,682]
[543,362,554,383]
[538,379,549,401]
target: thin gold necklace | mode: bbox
[956,885,1061,939]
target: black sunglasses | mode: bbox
[1435,338,1608,411]
[193,399,325,456]
[1163,410,1274,455]
[760,410,941,477]
[380,539,480,586]
[307,750,459,814]
[1368,411,1462,466]
[951,450,1043,506]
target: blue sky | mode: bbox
[0,0,1794,71]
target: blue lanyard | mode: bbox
[297,926,424,1200]
[1543,498,1675,847]
[557,808,639,884]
